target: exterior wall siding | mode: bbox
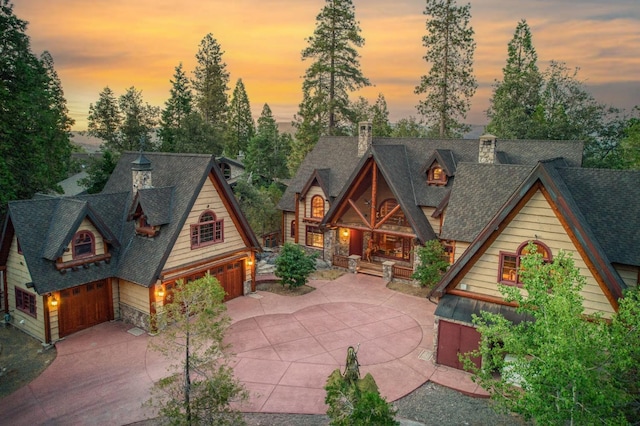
[164,176,246,270]
[456,190,615,317]
[299,186,327,249]
[283,212,296,244]
[615,265,639,288]
[61,219,106,263]
[422,206,441,235]
[6,236,45,341]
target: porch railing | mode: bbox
[332,254,349,269]
[392,264,413,280]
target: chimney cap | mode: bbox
[131,152,152,171]
[479,134,497,141]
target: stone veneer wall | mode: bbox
[478,136,497,164]
[120,304,150,330]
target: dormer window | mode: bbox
[220,163,231,179]
[427,163,447,185]
[191,210,223,249]
[72,231,95,259]
[136,214,158,237]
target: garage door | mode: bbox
[436,320,482,370]
[59,280,111,337]
[212,261,243,301]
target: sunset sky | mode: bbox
[13,0,640,131]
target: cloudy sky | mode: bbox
[13,0,640,130]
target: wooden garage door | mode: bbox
[59,280,111,337]
[436,320,482,370]
[212,261,243,301]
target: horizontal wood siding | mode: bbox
[61,219,106,263]
[284,212,296,244]
[454,241,469,263]
[119,280,150,314]
[422,207,441,235]
[164,177,247,270]
[615,265,639,288]
[458,190,615,317]
[5,236,46,341]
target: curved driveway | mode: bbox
[0,273,486,425]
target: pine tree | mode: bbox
[246,104,290,183]
[486,20,543,139]
[0,0,74,212]
[87,86,122,150]
[158,63,193,152]
[415,0,477,138]
[118,86,160,152]
[192,33,229,136]
[371,93,392,137]
[295,0,371,141]
[225,78,255,157]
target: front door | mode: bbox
[59,280,112,337]
[349,229,363,257]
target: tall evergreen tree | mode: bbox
[0,1,74,213]
[415,0,477,138]
[246,104,290,183]
[158,63,193,152]
[87,86,122,150]
[118,86,160,152]
[225,78,254,157]
[192,33,229,136]
[391,116,428,138]
[486,20,543,139]
[295,0,371,142]
[371,93,392,137]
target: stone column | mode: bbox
[348,255,361,274]
[382,261,395,282]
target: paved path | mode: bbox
[0,273,487,425]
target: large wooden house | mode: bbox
[0,152,261,344]
[278,123,583,279]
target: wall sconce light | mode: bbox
[50,297,59,307]
[247,258,254,266]
[342,229,349,237]
[156,286,165,298]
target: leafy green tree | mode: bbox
[246,104,291,182]
[0,1,74,213]
[158,63,193,152]
[463,245,638,425]
[275,243,317,289]
[87,86,122,150]
[79,149,119,194]
[415,0,477,138]
[147,275,247,425]
[486,19,543,139]
[348,96,371,135]
[233,176,283,237]
[411,239,449,288]
[173,111,224,155]
[371,93,392,137]
[325,347,398,425]
[295,0,371,140]
[118,86,160,152]
[225,78,255,158]
[620,113,640,169]
[391,116,428,138]
[193,33,229,137]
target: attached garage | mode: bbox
[58,280,113,337]
[436,320,481,370]
[176,260,245,302]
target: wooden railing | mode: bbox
[333,254,349,269]
[393,265,413,280]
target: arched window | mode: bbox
[72,231,95,259]
[191,210,223,249]
[311,195,325,218]
[427,163,447,185]
[499,240,552,285]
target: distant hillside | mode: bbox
[71,132,102,153]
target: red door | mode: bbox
[349,229,363,257]
[436,320,482,370]
[212,261,243,301]
[59,280,111,337]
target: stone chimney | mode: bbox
[478,134,497,164]
[357,121,373,157]
[131,152,152,194]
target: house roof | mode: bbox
[1,152,260,294]
[432,162,640,304]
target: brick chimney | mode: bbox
[358,121,373,157]
[131,152,152,194]
[478,134,497,164]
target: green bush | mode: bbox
[411,239,450,287]
[274,243,317,289]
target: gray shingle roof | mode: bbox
[3,152,260,294]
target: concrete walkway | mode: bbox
[0,273,487,425]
